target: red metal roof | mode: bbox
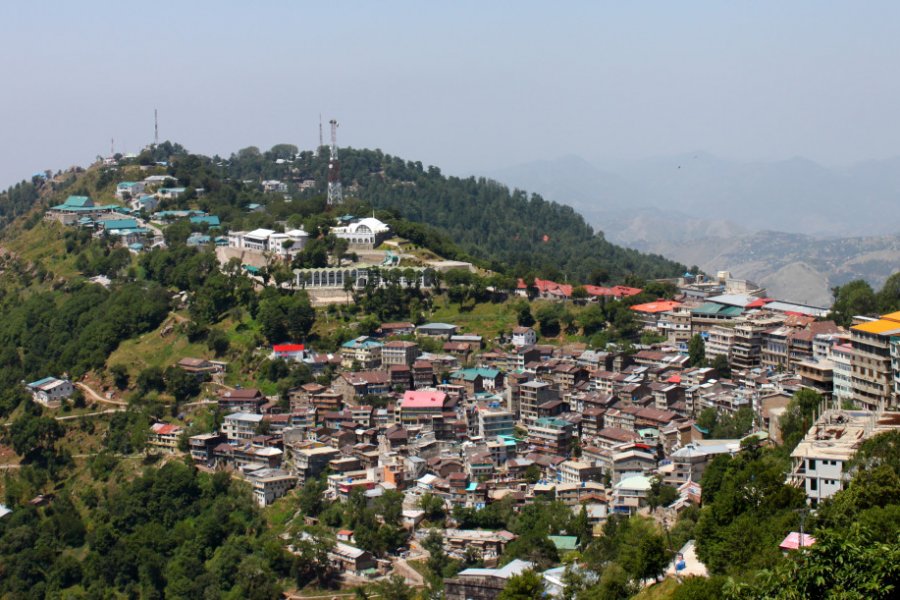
[273,343,304,353]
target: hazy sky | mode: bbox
[2,1,900,188]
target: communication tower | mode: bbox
[154,109,159,146]
[327,119,343,205]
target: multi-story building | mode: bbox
[412,360,435,389]
[658,307,693,349]
[795,358,834,398]
[247,468,297,506]
[527,417,573,456]
[559,460,603,485]
[189,433,226,466]
[147,423,183,453]
[475,403,515,438]
[511,327,537,347]
[830,341,854,403]
[790,409,900,506]
[397,389,451,428]
[218,388,266,414]
[287,444,341,484]
[519,380,557,423]
[732,315,784,371]
[221,412,264,441]
[850,313,900,410]
[340,336,384,370]
[382,340,419,366]
[761,326,791,371]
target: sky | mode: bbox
[2,1,900,188]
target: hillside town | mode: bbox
[12,160,900,597]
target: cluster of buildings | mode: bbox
[634,274,900,413]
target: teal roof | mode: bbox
[452,368,501,381]
[63,195,92,208]
[242,265,261,274]
[341,338,383,349]
[128,243,144,250]
[27,376,56,388]
[548,535,578,551]
[691,302,743,317]
[190,215,220,226]
[50,203,118,212]
[100,218,139,230]
[535,417,571,429]
[117,181,139,188]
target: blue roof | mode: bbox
[129,243,144,250]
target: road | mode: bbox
[391,556,425,587]
[76,382,127,406]
[665,539,708,578]
[55,408,124,421]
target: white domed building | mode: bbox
[332,216,391,249]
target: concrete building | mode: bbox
[850,313,900,410]
[247,468,297,506]
[559,460,603,485]
[25,377,74,408]
[221,412,264,441]
[382,340,419,366]
[790,409,900,506]
[527,417,573,456]
[331,216,391,249]
[511,327,537,347]
[475,403,515,438]
[519,380,557,423]
[147,423,183,453]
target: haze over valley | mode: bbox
[488,153,900,305]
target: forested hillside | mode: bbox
[222,145,687,282]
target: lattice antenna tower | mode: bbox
[327,118,343,205]
[318,114,324,156]
[154,109,159,146]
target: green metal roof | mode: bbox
[548,535,578,551]
[63,195,92,207]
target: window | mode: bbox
[809,478,817,491]
[807,459,816,470]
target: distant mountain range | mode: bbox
[486,153,900,306]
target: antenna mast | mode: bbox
[318,114,324,156]
[154,108,159,146]
[110,137,115,156]
[327,119,343,205]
